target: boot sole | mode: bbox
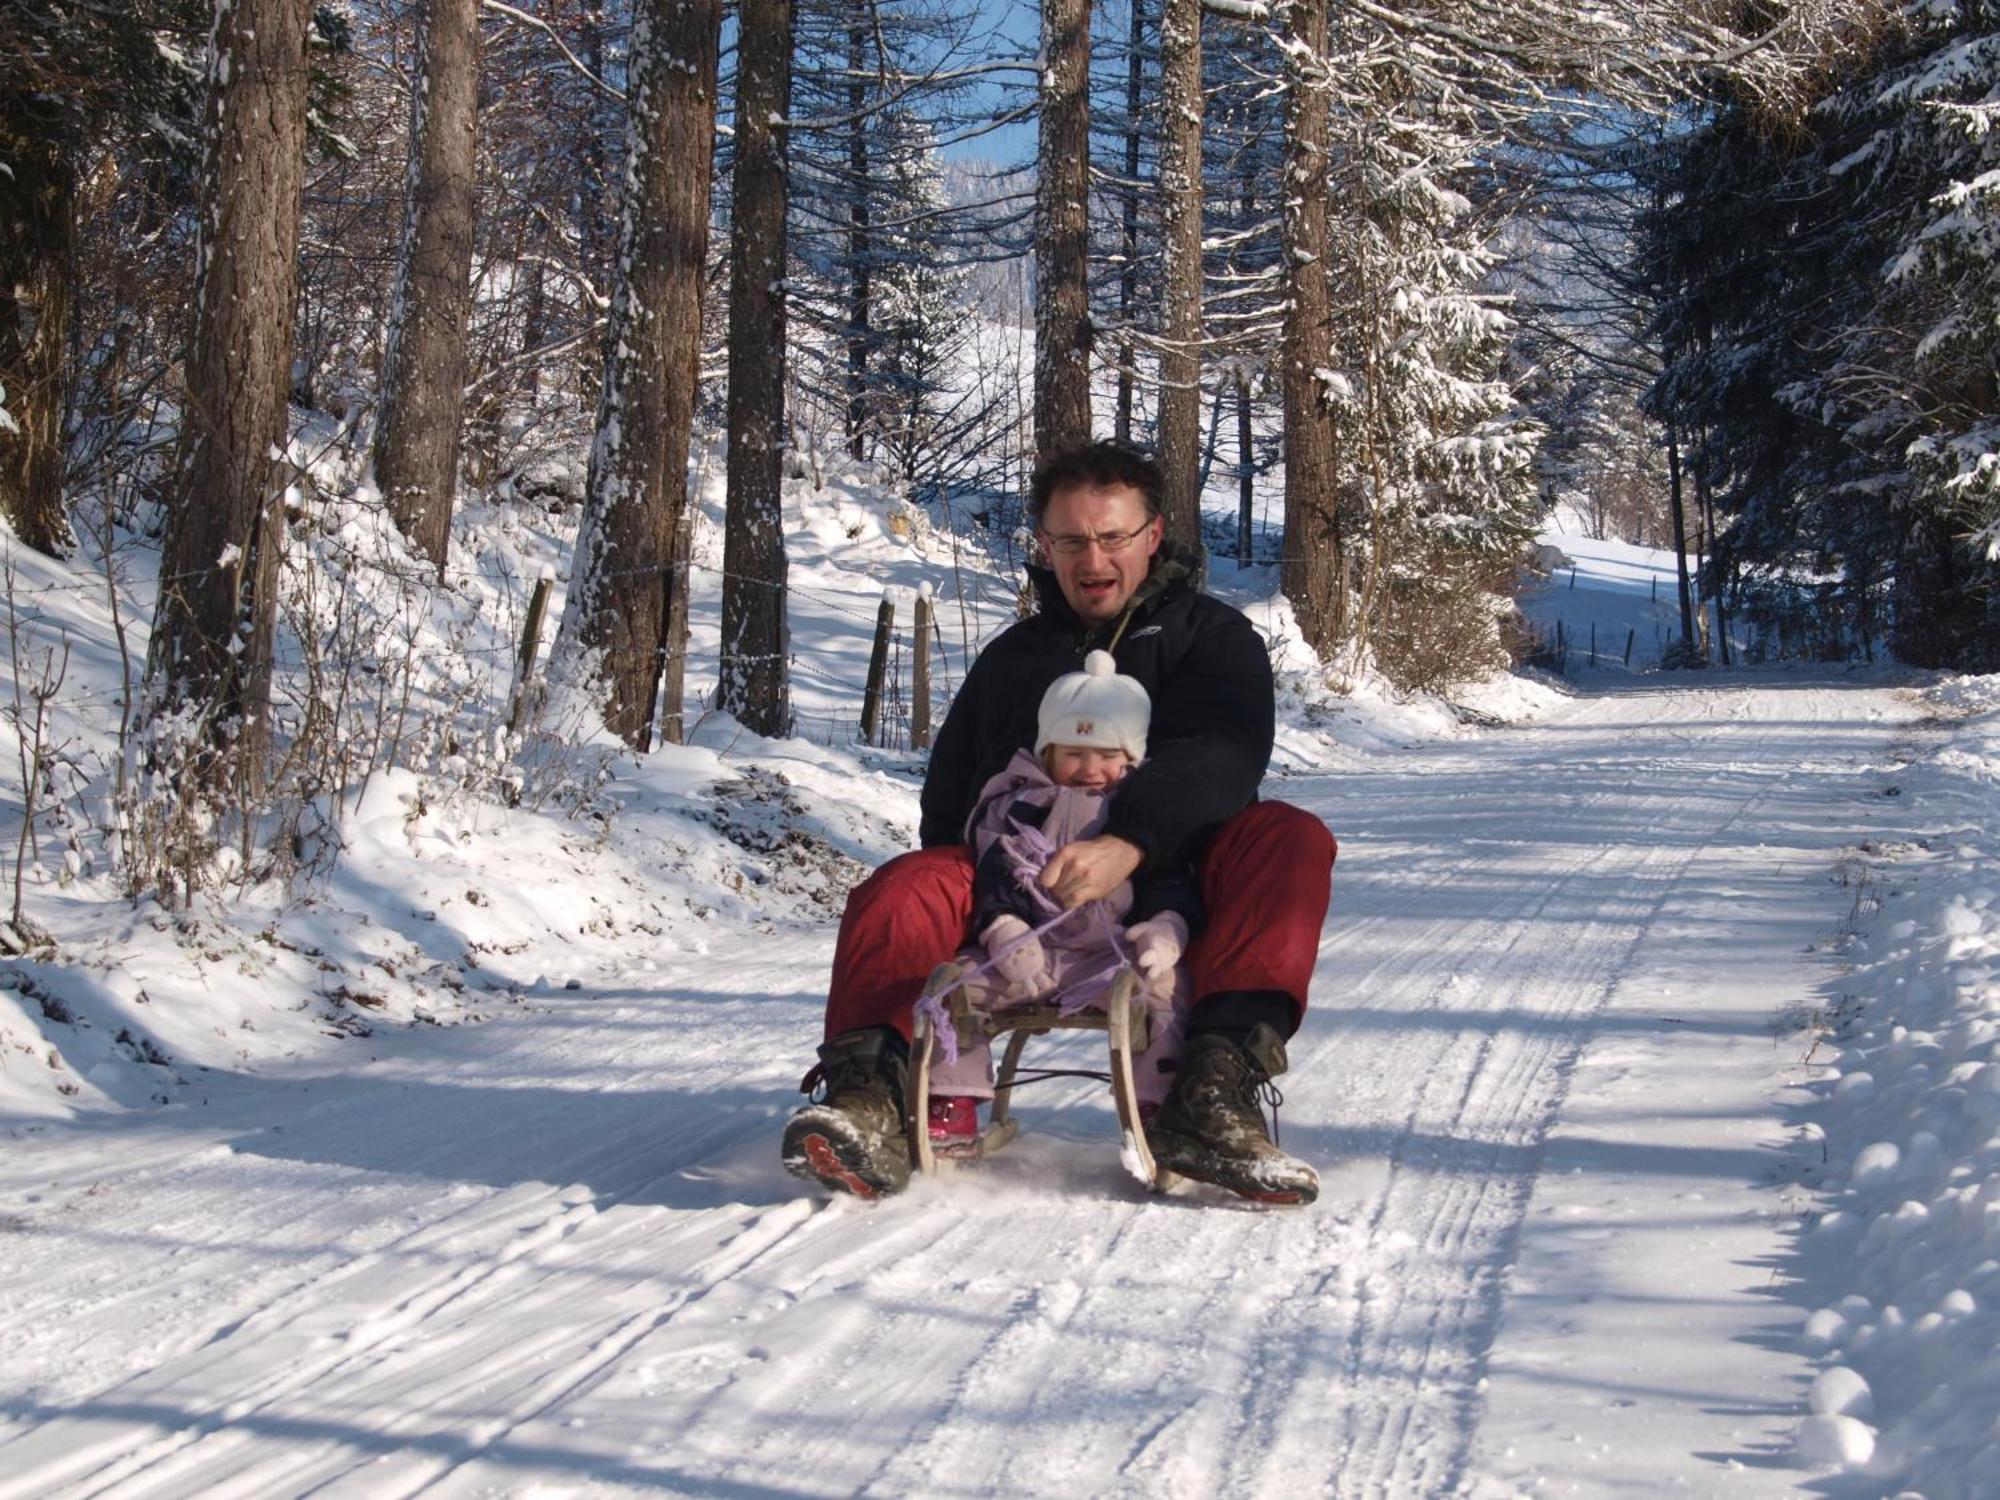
[1164,1161,1314,1207]
[789,1132,882,1199]
[782,1110,909,1199]
[1148,1130,1319,1207]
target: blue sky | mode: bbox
[936,0,1043,165]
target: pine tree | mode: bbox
[146,0,315,809]
[867,116,976,487]
[786,0,988,469]
[371,0,482,574]
[719,0,796,736]
[1642,2,2000,668]
[0,0,204,555]
[1323,55,1541,681]
[1154,0,1205,561]
[1868,9,2000,662]
[1278,0,1345,655]
[1036,0,1093,459]
[551,0,723,749]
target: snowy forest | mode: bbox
[7,1,2000,1496]
[4,0,1999,900]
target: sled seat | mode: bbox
[906,961,1169,1190]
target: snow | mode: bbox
[1515,510,1718,669]
[1769,668,2000,1496]
[3,469,1998,1496]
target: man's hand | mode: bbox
[1038,834,1143,909]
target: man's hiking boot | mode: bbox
[782,1028,912,1199]
[1146,1023,1319,1206]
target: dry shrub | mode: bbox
[1370,545,1515,696]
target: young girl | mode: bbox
[922,651,1201,1153]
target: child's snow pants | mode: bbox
[822,800,1337,1043]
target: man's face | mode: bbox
[1038,482,1163,626]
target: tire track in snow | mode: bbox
[1171,686,1821,1496]
[1236,835,1665,1498]
[0,1191,611,1498]
[0,945,839,1499]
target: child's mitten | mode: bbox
[1124,912,1189,994]
[983,914,1047,988]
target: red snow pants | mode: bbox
[822,800,1337,1041]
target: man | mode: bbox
[782,441,1337,1203]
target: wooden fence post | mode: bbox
[507,575,553,736]
[912,586,934,750]
[657,506,694,746]
[861,594,894,746]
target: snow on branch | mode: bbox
[478,0,624,102]
[1201,0,1271,19]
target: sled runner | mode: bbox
[906,961,1171,1190]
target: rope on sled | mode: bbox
[913,892,1137,1068]
[994,1066,1114,1091]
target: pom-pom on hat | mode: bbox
[1036,650,1150,762]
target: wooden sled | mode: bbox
[907,961,1172,1191]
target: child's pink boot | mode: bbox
[927,1095,982,1158]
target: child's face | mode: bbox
[1046,744,1132,789]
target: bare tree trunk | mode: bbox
[520,245,546,402]
[1155,0,1203,564]
[1035,0,1093,462]
[1114,0,1144,446]
[1692,427,1731,665]
[580,16,615,302]
[1277,0,1343,656]
[552,0,722,750]
[845,16,871,463]
[1665,423,1696,655]
[1236,369,1254,563]
[719,0,794,737]
[147,0,313,795]
[1234,156,1256,567]
[372,0,481,575]
[0,100,75,556]
[657,501,695,744]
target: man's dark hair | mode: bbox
[1027,441,1165,525]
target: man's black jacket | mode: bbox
[918,550,1275,875]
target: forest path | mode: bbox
[0,673,1917,1498]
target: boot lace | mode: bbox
[1197,1041,1287,1147]
[799,1061,830,1100]
[798,1053,876,1103]
[799,1049,908,1128]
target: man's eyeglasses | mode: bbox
[1039,523,1154,555]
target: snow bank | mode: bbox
[1787,672,2000,1497]
[0,453,931,1120]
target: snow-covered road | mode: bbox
[0,674,1917,1498]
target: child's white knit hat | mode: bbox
[1035,650,1150,761]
